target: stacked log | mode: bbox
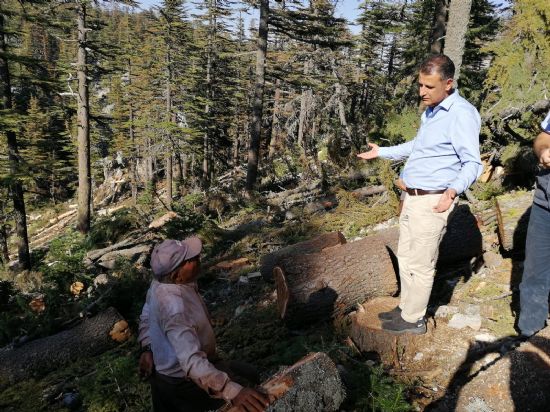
[265,181,323,209]
[220,352,345,412]
[494,191,533,253]
[260,232,347,281]
[0,307,127,386]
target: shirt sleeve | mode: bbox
[162,309,243,402]
[448,107,483,194]
[138,288,151,347]
[378,139,415,160]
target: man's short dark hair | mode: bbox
[419,54,455,80]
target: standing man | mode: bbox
[517,110,550,337]
[357,54,482,335]
[138,237,269,412]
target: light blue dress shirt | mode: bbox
[378,90,482,194]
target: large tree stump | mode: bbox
[220,352,345,412]
[0,307,128,386]
[274,229,399,326]
[494,191,533,253]
[348,297,434,367]
[260,232,347,281]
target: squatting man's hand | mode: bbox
[138,351,154,379]
[539,147,550,169]
[433,189,457,213]
[232,387,269,412]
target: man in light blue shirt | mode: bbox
[358,54,482,334]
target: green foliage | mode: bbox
[470,181,504,201]
[86,209,142,249]
[482,0,550,111]
[380,108,421,145]
[161,204,206,239]
[78,345,150,412]
[349,364,411,412]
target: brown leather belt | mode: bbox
[405,188,446,196]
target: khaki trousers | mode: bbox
[397,193,456,322]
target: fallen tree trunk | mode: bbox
[271,204,482,326]
[494,191,533,253]
[260,232,346,281]
[351,185,387,199]
[0,307,128,386]
[274,229,399,326]
[219,352,345,412]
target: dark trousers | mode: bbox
[150,372,225,412]
[518,203,550,336]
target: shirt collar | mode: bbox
[430,89,459,114]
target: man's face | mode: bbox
[418,71,453,107]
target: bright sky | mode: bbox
[136,0,363,31]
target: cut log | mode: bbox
[274,229,399,326]
[0,307,127,387]
[219,352,345,412]
[494,191,533,253]
[260,232,347,281]
[348,297,434,367]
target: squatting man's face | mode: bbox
[418,72,453,108]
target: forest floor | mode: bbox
[1,184,548,411]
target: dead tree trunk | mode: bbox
[0,307,128,387]
[260,232,346,281]
[219,352,345,412]
[444,0,473,84]
[274,229,399,326]
[76,1,91,234]
[494,191,532,253]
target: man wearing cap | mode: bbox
[138,236,269,412]
[357,54,482,334]
[517,110,550,338]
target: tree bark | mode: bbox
[219,352,345,412]
[0,307,127,387]
[246,0,269,191]
[444,0,473,84]
[260,232,346,281]
[128,60,138,205]
[267,80,282,159]
[76,1,91,234]
[494,191,532,254]
[274,229,399,326]
[430,0,448,54]
[0,14,31,269]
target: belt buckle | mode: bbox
[414,188,419,196]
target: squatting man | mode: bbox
[138,237,269,412]
[357,54,483,335]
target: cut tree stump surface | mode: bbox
[349,297,435,367]
[219,352,345,412]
